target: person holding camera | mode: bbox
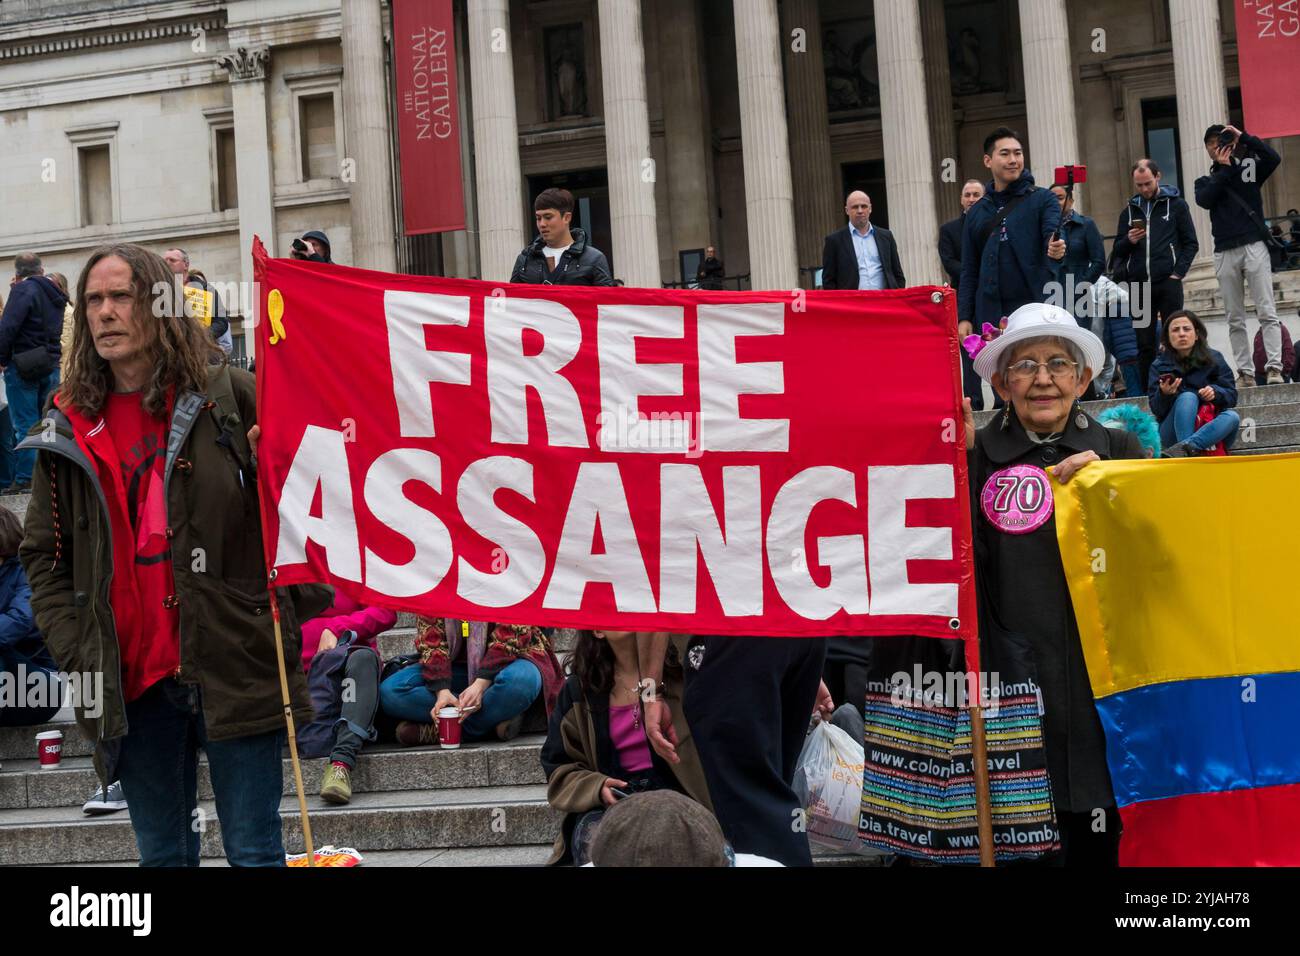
[1147,310,1240,457]
[290,231,334,264]
[1109,159,1199,389]
[1195,125,1284,387]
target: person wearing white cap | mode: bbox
[958,302,1144,866]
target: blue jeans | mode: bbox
[379,659,541,740]
[6,366,58,485]
[1159,391,1240,452]
[0,405,14,488]
[114,678,286,867]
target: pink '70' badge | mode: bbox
[980,464,1054,535]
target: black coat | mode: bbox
[697,256,725,290]
[938,215,965,288]
[970,409,1144,813]
[1109,187,1199,282]
[1194,133,1281,252]
[510,228,615,286]
[0,275,67,368]
[1147,348,1237,422]
[821,224,906,290]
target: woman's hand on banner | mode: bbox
[1050,450,1100,484]
[248,424,261,459]
[962,397,976,450]
[645,699,680,764]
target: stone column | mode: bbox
[920,0,960,223]
[733,0,799,290]
[341,0,397,272]
[1017,0,1081,205]
[598,0,660,287]
[781,0,840,283]
[467,0,527,282]
[218,45,275,362]
[659,0,714,271]
[874,0,942,286]
[1170,0,1228,270]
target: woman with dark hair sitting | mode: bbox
[1147,310,1240,457]
[540,630,711,865]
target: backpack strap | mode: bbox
[975,188,1035,255]
[204,364,255,479]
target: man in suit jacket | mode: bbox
[821,191,906,290]
[938,179,986,289]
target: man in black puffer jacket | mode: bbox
[511,188,615,286]
[0,252,68,493]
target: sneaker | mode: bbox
[1236,373,1256,389]
[1162,441,1206,458]
[395,720,438,747]
[319,762,352,804]
[1266,369,1284,385]
[82,780,127,815]
[495,713,525,742]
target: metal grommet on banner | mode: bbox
[931,291,943,304]
[268,568,278,583]
[948,618,961,631]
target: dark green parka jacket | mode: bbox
[18,365,329,786]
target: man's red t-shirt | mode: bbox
[101,391,179,701]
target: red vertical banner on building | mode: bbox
[1235,1,1300,139]
[392,0,466,233]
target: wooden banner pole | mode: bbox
[268,575,317,867]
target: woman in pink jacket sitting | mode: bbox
[301,596,397,804]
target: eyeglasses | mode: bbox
[1005,357,1079,382]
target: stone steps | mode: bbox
[0,783,561,865]
[0,736,548,810]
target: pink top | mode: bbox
[300,594,398,671]
[609,704,653,773]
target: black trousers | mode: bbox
[1135,277,1184,389]
[683,635,827,866]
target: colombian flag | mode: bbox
[1055,453,1300,866]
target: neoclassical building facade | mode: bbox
[1,0,1295,358]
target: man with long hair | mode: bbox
[18,243,330,866]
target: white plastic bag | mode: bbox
[793,718,866,852]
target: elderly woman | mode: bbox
[960,302,1144,866]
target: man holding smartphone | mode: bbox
[1110,159,1198,389]
[1195,125,1284,387]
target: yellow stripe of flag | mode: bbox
[1053,453,1300,697]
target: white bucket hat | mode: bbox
[970,302,1105,383]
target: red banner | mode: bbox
[392,0,465,233]
[1235,0,1300,138]
[252,240,975,644]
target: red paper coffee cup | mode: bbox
[36,730,63,769]
[437,707,462,749]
